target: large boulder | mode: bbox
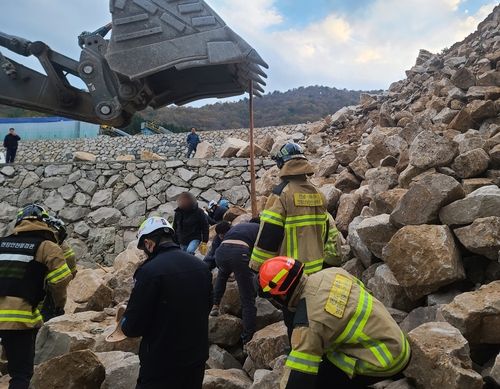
[405,322,483,389]
[451,67,476,89]
[336,193,364,237]
[367,265,418,312]
[208,315,243,348]
[256,297,283,331]
[140,151,165,160]
[203,369,253,389]
[390,173,465,228]
[319,184,342,213]
[442,281,500,345]
[371,189,408,215]
[409,131,458,169]
[237,143,266,158]
[31,350,105,389]
[96,351,140,389]
[454,216,500,260]
[315,155,339,177]
[194,141,214,158]
[256,166,280,197]
[348,217,377,269]
[73,151,96,162]
[382,225,465,300]
[245,322,289,369]
[440,185,500,225]
[67,269,104,304]
[34,312,111,364]
[218,138,248,158]
[451,148,491,179]
[356,214,398,259]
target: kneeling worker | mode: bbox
[255,257,410,389]
[122,217,213,389]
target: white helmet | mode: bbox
[208,200,217,208]
[137,217,174,248]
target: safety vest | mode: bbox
[0,235,47,308]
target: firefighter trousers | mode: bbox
[0,329,38,389]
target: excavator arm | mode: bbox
[0,0,268,128]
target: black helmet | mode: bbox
[272,142,307,169]
[46,216,68,244]
[16,204,50,226]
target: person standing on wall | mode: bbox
[173,192,209,256]
[3,128,21,164]
[185,127,201,158]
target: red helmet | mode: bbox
[256,257,304,296]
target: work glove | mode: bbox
[200,242,208,255]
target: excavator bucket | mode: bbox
[105,0,268,107]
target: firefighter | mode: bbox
[250,142,329,338]
[323,213,343,268]
[0,205,72,389]
[255,257,411,389]
[41,217,77,322]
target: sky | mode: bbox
[0,0,499,108]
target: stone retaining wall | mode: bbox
[0,159,274,266]
[14,123,309,163]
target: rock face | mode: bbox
[382,225,465,300]
[451,148,491,178]
[390,173,465,228]
[356,214,398,259]
[194,141,215,158]
[405,322,483,389]
[367,264,419,312]
[440,185,500,225]
[203,369,253,389]
[73,151,96,162]
[442,281,500,344]
[31,350,106,389]
[218,138,249,158]
[408,132,458,169]
[245,322,289,369]
[454,217,500,259]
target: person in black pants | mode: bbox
[203,222,231,271]
[210,218,260,344]
[122,216,213,389]
[3,128,20,163]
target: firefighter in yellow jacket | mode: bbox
[250,142,329,339]
[254,257,411,389]
[0,205,72,389]
[250,142,328,275]
[40,216,77,322]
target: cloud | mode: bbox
[0,0,498,106]
[212,0,499,91]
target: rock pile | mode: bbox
[4,5,500,389]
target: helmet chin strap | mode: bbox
[144,234,167,259]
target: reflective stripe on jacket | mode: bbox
[0,220,71,330]
[281,268,411,388]
[250,176,328,275]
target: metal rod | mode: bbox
[249,83,258,217]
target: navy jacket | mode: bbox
[122,242,213,377]
[4,133,20,149]
[186,133,200,146]
[173,205,209,245]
